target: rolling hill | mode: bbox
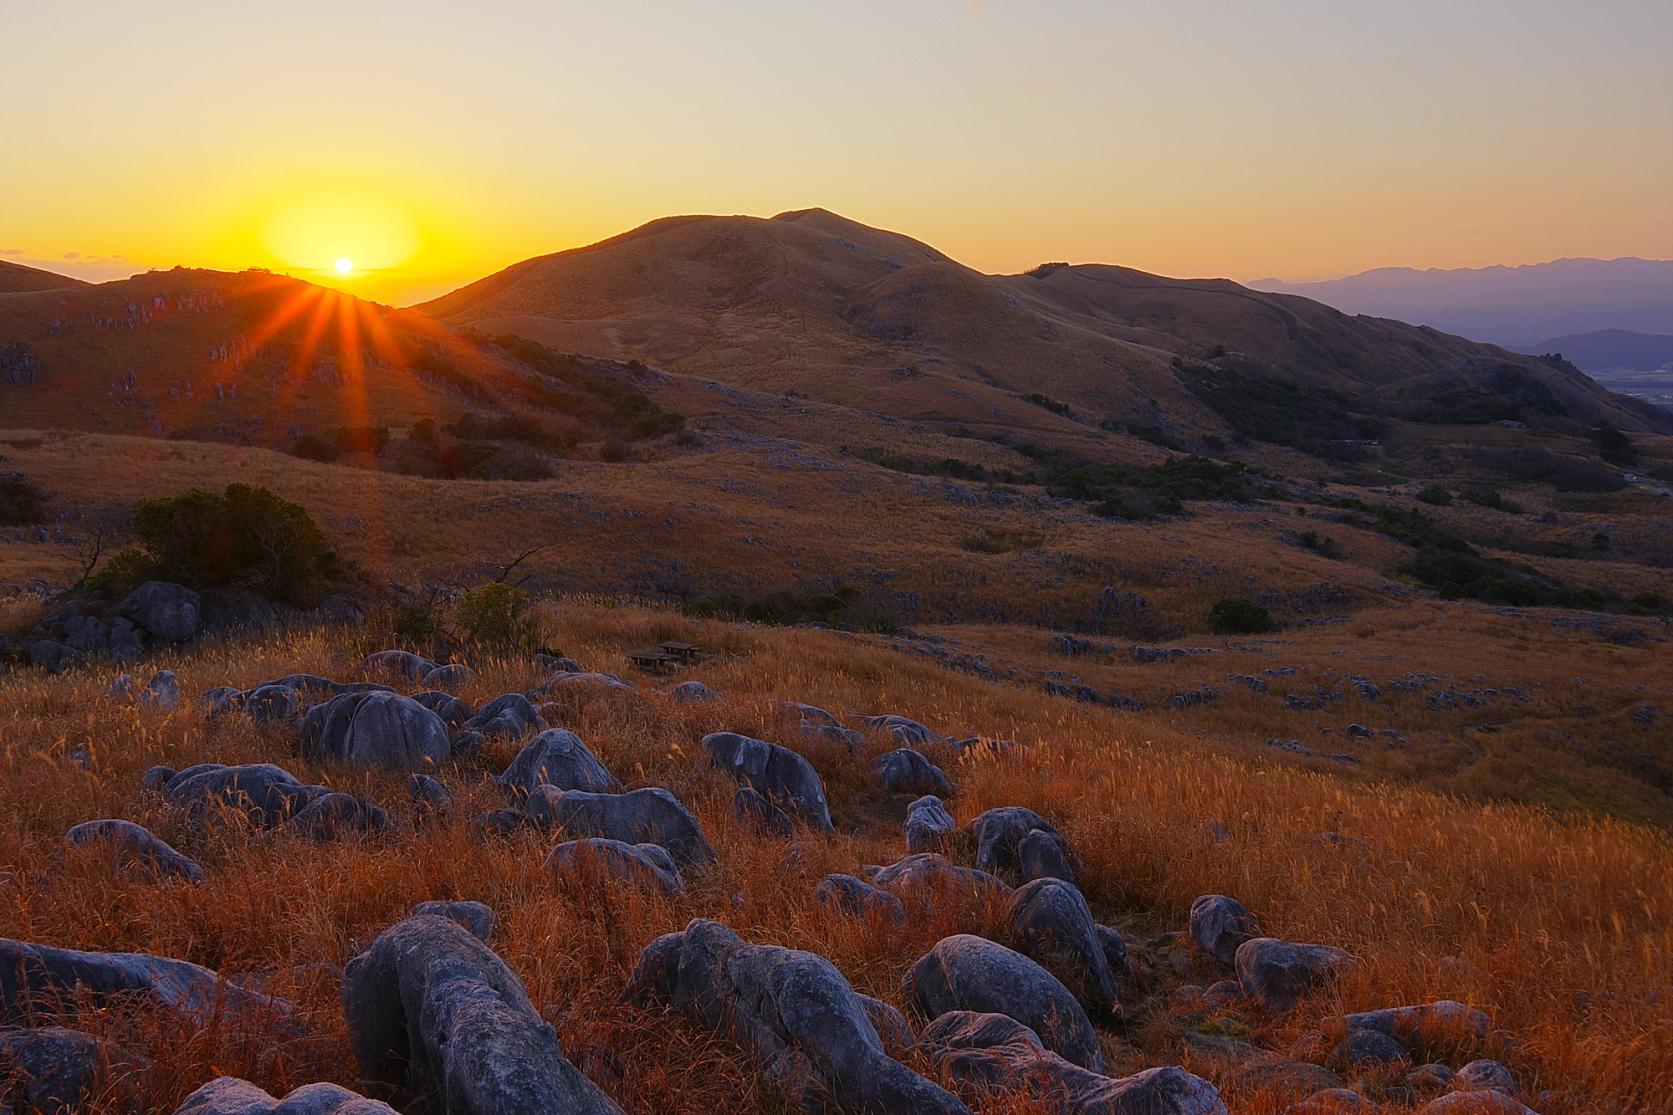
[421,210,1666,442]
[0,257,85,293]
[1527,328,1673,373]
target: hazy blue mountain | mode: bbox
[1523,329,1673,372]
[1250,258,1673,348]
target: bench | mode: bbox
[659,641,701,663]
[627,648,675,674]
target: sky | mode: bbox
[3,0,1670,306]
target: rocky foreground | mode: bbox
[0,635,1570,1115]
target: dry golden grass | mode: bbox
[1,601,1668,1113]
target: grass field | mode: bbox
[1,602,1667,1112]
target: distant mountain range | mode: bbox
[1250,258,1673,349]
[1523,329,1673,373]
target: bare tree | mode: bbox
[494,541,557,588]
[70,508,129,590]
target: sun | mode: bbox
[334,257,354,275]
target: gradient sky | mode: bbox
[4,0,1670,305]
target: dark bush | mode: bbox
[1024,393,1073,417]
[1299,530,1342,559]
[129,484,339,606]
[0,474,46,526]
[1416,485,1453,506]
[1590,426,1637,466]
[290,434,339,462]
[1209,597,1274,634]
[455,583,539,652]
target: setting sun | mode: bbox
[334,257,354,276]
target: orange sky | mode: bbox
[3,1,1669,306]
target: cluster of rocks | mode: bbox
[5,652,1552,1115]
[18,580,363,673]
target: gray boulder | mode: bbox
[905,795,957,852]
[624,918,970,1114]
[903,934,1103,1071]
[815,873,906,923]
[1235,938,1356,1012]
[1420,1093,1539,1115]
[243,683,301,726]
[410,689,475,729]
[731,786,795,837]
[0,938,294,1028]
[921,1011,1227,1114]
[1189,895,1258,967]
[29,639,80,673]
[524,786,715,868]
[498,729,619,800]
[410,900,496,943]
[868,853,1012,906]
[777,699,840,726]
[866,714,939,746]
[1332,1027,1409,1070]
[1018,829,1078,885]
[971,807,1077,882]
[700,731,832,831]
[1455,1059,1518,1093]
[66,818,204,882]
[343,915,622,1114]
[0,1026,148,1114]
[141,669,181,710]
[286,792,389,841]
[467,692,546,739]
[407,773,452,818]
[1343,1000,1492,1046]
[1006,878,1120,1016]
[872,748,955,797]
[174,1077,398,1114]
[300,691,451,771]
[421,663,476,690]
[161,763,328,828]
[669,680,722,704]
[546,838,683,896]
[360,649,436,681]
[119,581,202,642]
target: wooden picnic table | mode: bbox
[628,648,674,673]
[660,641,702,662]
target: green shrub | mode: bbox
[455,583,540,652]
[1590,426,1637,467]
[1299,530,1342,559]
[84,547,159,598]
[1209,597,1274,634]
[0,474,46,526]
[1024,393,1073,417]
[1416,485,1453,506]
[130,484,339,606]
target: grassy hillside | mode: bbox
[0,602,1666,1113]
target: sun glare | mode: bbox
[334,257,354,275]
[260,192,418,281]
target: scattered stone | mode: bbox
[700,731,832,831]
[1407,1064,1456,1089]
[360,648,436,681]
[174,1078,398,1115]
[299,691,451,771]
[0,1026,148,1114]
[1235,938,1355,1012]
[498,729,620,800]
[905,794,957,852]
[624,918,969,1114]
[343,915,623,1114]
[1189,895,1258,967]
[1224,1059,1345,1101]
[730,785,795,837]
[921,1011,1227,1115]
[406,773,451,818]
[971,807,1076,882]
[1419,1093,1539,1115]
[0,938,294,1028]
[868,853,1012,906]
[242,683,301,726]
[66,818,204,882]
[1343,1000,1492,1046]
[872,748,955,797]
[410,900,495,942]
[546,838,683,896]
[1294,1088,1371,1113]
[286,791,389,841]
[1455,1059,1517,1093]
[669,680,722,704]
[524,786,715,868]
[421,662,475,690]
[815,873,906,923]
[1006,878,1121,1016]
[119,581,202,642]
[1331,1027,1409,1070]
[466,692,547,739]
[866,713,939,747]
[903,933,1104,1071]
[409,689,475,728]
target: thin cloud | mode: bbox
[0,248,21,257]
